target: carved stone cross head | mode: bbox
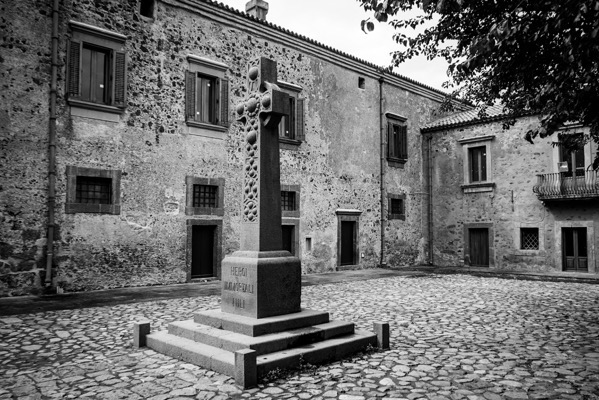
[234,58,289,229]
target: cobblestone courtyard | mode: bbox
[1,274,598,400]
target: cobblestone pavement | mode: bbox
[1,274,598,400]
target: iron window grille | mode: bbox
[193,185,218,208]
[520,228,539,250]
[76,176,112,204]
[281,191,296,211]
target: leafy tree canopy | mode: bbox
[359,0,599,168]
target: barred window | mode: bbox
[390,198,403,215]
[193,185,218,208]
[76,176,112,204]
[521,228,539,250]
[281,191,296,211]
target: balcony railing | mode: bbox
[533,169,599,200]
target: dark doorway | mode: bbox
[282,225,294,255]
[563,228,588,272]
[469,228,489,267]
[340,221,356,265]
[191,225,215,278]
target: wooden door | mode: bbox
[469,228,489,267]
[191,225,215,278]
[340,221,355,265]
[563,228,588,272]
[282,225,294,255]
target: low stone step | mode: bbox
[256,329,377,377]
[146,331,235,376]
[194,308,329,337]
[169,319,355,355]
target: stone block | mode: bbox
[235,349,257,389]
[220,250,301,318]
[133,321,151,348]
[373,322,390,349]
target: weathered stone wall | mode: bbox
[0,0,444,295]
[428,116,599,273]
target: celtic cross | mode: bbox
[235,57,289,252]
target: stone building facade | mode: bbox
[422,105,599,274]
[1,0,453,296]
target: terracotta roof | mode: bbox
[421,104,510,132]
[197,0,450,98]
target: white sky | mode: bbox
[218,0,450,91]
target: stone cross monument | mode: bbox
[141,57,384,389]
[220,57,301,318]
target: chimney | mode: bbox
[245,0,269,20]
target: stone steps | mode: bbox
[169,319,356,355]
[144,308,381,387]
[146,327,376,379]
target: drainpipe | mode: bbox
[426,135,434,265]
[45,0,59,287]
[378,75,386,267]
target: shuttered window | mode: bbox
[67,21,127,109]
[387,121,408,161]
[277,82,305,145]
[185,56,229,130]
[469,146,487,182]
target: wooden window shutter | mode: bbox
[219,78,229,127]
[387,122,394,158]
[400,125,408,159]
[295,98,305,141]
[113,51,127,108]
[67,40,82,99]
[185,71,196,121]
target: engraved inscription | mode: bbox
[223,281,254,293]
[232,298,245,308]
[230,266,247,276]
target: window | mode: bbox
[469,146,487,182]
[76,176,112,204]
[185,176,224,216]
[559,134,586,177]
[520,228,539,250]
[388,194,405,220]
[186,56,229,134]
[458,135,495,193]
[277,81,305,147]
[358,77,365,89]
[67,21,127,113]
[140,0,155,18]
[281,191,296,211]
[193,185,218,208]
[386,113,408,166]
[281,184,300,218]
[66,166,121,214]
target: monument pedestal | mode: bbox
[220,251,301,318]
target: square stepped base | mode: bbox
[145,308,377,388]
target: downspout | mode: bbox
[379,75,386,267]
[45,0,59,287]
[427,135,434,265]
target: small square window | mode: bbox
[66,166,121,214]
[140,0,155,18]
[185,177,224,216]
[521,228,539,250]
[388,194,405,220]
[281,191,296,211]
[76,176,112,204]
[390,198,403,215]
[358,77,365,89]
[193,185,218,208]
